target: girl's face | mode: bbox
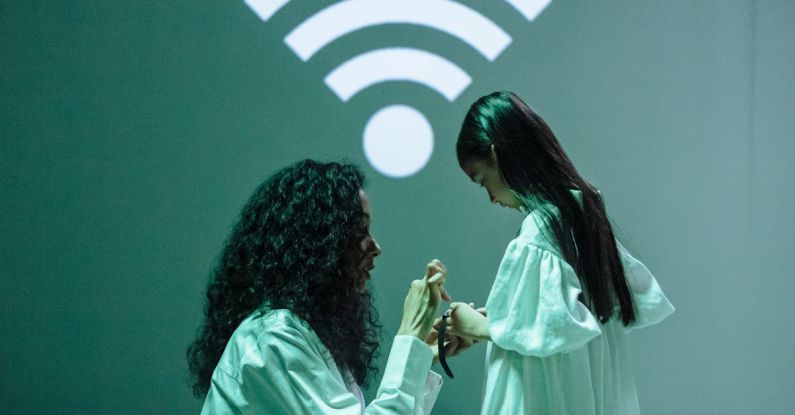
[460,155,521,210]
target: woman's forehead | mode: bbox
[358,189,371,216]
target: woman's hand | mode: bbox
[426,259,451,302]
[438,302,491,341]
[397,260,449,339]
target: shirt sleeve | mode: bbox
[616,240,675,331]
[485,239,603,357]
[370,335,440,415]
[201,323,438,415]
[410,369,443,415]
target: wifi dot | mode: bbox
[363,105,433,178]
[245,0,552,178]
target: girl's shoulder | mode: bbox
[515,210,561,256]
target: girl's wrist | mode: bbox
[476,316,491,341]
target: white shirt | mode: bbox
[482,211,675,414]
[201,309,443,415]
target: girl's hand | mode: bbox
[424,327,476,364]
[439,302,491,341]
[440,332,476,358]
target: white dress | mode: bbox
[202,309,443,415]
[482,211,675,414]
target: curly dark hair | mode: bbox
[187,160,381,398]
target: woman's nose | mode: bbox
[362,236,382,256]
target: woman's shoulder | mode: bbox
[222,309,322,368]
[239,308,312,337]
[214,308,334,386]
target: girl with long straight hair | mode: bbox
[441,91,675,414]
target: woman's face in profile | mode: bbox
[351,189,381,290]
[460,158,521,210]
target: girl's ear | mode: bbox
[489,144,498,166]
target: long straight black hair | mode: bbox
[457,91,636,325]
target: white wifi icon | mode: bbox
[246,0,551,178]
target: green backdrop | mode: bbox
[2,1,793,413]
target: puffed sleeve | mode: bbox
[485,239,603,357]
[201,321,439,415]
[616,240,675,331]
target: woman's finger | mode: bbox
[425,329,439,344]
[440,286,452,302]
[428,273,450,304]
[427,266,450,301]
[426,260,444,279]
[432,316,443,330]
[427,276,442,309]
[438,261,448,275]
[427,272,444,284]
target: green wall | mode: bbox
[2,1,793,413]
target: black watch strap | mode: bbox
[438,311,454,378]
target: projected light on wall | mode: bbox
[246,0,551,178]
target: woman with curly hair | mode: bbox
[187,160,460,414]
[440,92,675,414]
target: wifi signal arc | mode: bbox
[244,0,554,121]
[284,0,511,62]
[243,0,553,178]
[325,47,471,102]
[246,0,552,24]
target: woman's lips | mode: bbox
[360,264,374,281]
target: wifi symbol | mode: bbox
[246,0,551,178]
